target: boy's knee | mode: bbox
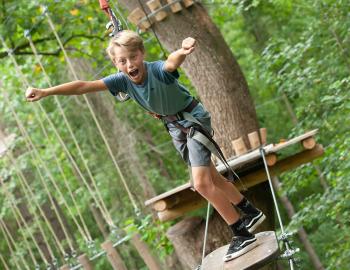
[192,172,214,195]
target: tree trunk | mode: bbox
[166,211,232,269]
[118,1,259,155]
[118,1,274,268]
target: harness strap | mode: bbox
[160,101,242,184]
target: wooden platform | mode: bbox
[145,130,323,221]
[201,231,279,270]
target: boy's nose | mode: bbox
[127,60,133,68]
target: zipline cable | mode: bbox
[44,7,140,215]
[0,218,31,270]
[0,177,49,268]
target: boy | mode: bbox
[26,30,265,261]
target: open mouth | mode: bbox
[128,69,139,78]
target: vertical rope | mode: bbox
[0,254,11,270]
[201,203,211,266]
[3,92,75,253]
[0,178,48,266]
[0,219,31,270]
[44,9,140,214]
[26,34,109,237]
[260,148,295,270]
[0,135,67,257]
[0,34,114,232]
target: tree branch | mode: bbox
[0,34,105,59]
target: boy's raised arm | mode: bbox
[164,37,196,72]
[26,80,108,102]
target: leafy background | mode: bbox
[0,0,349,269]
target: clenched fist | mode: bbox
[181,37,196,55]
[25,87,46,102]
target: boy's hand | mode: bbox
[181,37,196,55]
[25,87,46,102]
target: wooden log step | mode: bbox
[153,188,196,211]
[146,0,168,22]
[182,0,194,7]
[201,231,279,270]
[301,136,316,149]
[127,8,151,31]
[232,137,248,156]
[167,0,182,13]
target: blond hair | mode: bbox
[106,30,144,61]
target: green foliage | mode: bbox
[0,0,349,269]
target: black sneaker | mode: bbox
[223,235,258,262]
[242,210,266,233]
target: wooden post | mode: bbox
[248,131,260,149]
[127,8,151,31]
[182,0,194,7]
[147,0,168,21]
[167,0,182,13]
[259,128,267,145]
[231,137,248,156]
[101,240,127,270]
[78,254,93,270]
[131,233,163,270]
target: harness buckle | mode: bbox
[188,126,195,138]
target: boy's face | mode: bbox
[112,46,146,85]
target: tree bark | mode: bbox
[117,1,274,268]
[118,1,259,155]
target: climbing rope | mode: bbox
[197,202,211,270]
[26,32,94,245]
[0,254,11,270]
[0,37,100,250]
[0,177,50,268]
[0,34,116,236]
[0,132,67,259]
[136,0,168,58]
[260,147,298,269]
[44,7,140,216]
[0,218,31,270]
[3,92,76,255]
[23,32,117,230]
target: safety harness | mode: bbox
[158,98,240,183]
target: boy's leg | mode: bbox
[191,166,257,261]
[209,163,266,233]
[192,166,239,224]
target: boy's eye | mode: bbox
[118,59,126,64]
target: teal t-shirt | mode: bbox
[102,61,193,115]
[103,60,212,132]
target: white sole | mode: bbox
[248,213,266,233]
[223,239,258,262]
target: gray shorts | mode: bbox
[167,103,212,167]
